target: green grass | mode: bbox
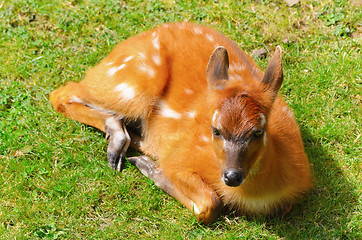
[0,0,361,239]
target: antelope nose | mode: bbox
[222,169,244,187]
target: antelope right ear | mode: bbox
[206,47,229,90]
[261,46,283,100]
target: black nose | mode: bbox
[223,169,244,187]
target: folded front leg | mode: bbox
[105,117,131,171]
[128,155,222,224]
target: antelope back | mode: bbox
[103,22,267,160]
[77,23,283,184]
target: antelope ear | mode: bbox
[261,46,283,99]
[206,46,229,90]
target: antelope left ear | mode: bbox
[206,46,229,90]
[261,46,283,99]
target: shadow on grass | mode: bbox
[242,125,359,239]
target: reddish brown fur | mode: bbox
[218,94,264,139]
[50,22,312,223]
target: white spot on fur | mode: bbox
[123,56,134,63]
[138,52,146,60]
[105,62,114,66]
[108,64,126,77]
[152,54,161,66]
[152,34,160,50]
[114,83,135,100]
[139,62,155,78]
[200,135,210,143]
[206,34,214,42]
[186,110,196,118]
[159,101,181,119]
[194,26,202,35]
[184,88,193,94]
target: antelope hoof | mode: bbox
[107,151,125,172]
[127,155,158,178]
[105,117,131,172]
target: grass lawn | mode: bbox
[0,0,361,239]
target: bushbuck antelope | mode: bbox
[50,22,312,224]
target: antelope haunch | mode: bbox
[50,22,312,224]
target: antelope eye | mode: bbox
[254,129,264,138]
[212,127,221,137]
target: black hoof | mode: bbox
[107,152,125,172]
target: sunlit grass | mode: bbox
[0,0,361,238]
